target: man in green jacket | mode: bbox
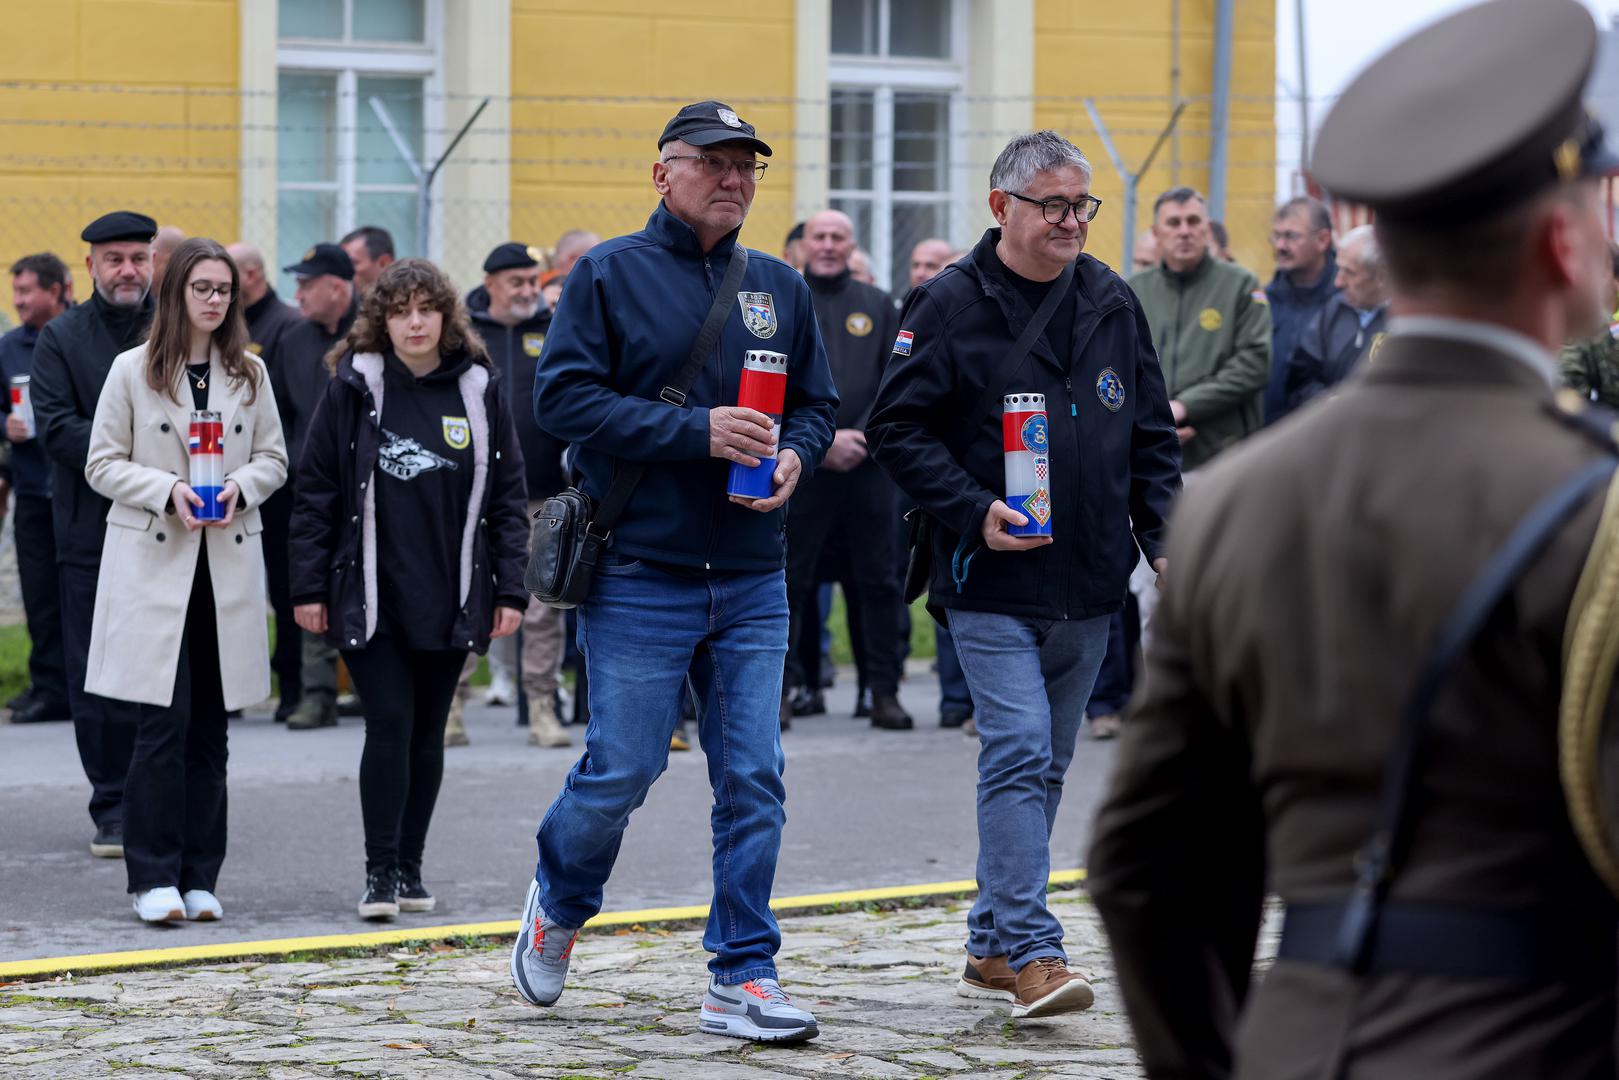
[1130,187,1272,471]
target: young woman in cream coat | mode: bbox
[85,237,287,924]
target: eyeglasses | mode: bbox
[1008,191,1103,224]
[662,154,768,182]
[188,282,233,300]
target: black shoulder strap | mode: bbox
[955,258,1075,453]
[1332,455,1619,973]
[589,246,750,538]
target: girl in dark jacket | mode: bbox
[289,258,530,920]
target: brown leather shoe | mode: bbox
[869,693,913,730]
[1012,957,1095,1018]
[956,953,1017,1002]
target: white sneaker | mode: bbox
[133,886,186,923]
[483,672,516,707]
[182,889,223,921]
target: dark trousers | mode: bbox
[60,559,138,830]
[1086,594,1140,717]
[261,482,300,708]
[785,462,904,696]
[343,637,466,875]
[936,622,973,711]
[124,548,229,893]
[15,494,67,710]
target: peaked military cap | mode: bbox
[483,242,543,273]
[282,242,354,281]
[659,100,772,158]
[81,211,158,244]
[1311,0,1619,226]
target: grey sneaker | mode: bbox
[511,879,578,1006]
[699,976,819,1042]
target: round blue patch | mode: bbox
[1019,413,1049,454]
[1096,368,1125,412]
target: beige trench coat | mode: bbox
[84,344,288,710]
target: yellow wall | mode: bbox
[508,0,798,258]
[1034,0,1276,275]
[0,0,240,279]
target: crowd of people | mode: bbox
[6,10,1606,1050]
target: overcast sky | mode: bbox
[1274,0,1619,190]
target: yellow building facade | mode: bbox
[0,0,1274,297]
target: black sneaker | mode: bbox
[789,688,825,717]
[90,821,123,859]
[358,870,399,920]
[7,687,37,711]
[940,705,973,729]
[397,865,435,913]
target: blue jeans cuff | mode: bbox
[1010,946,1068,972]
[537,893,586,932]
[711,964,780,986]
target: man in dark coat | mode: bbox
[31,210,157,858]
[1262,196,1339,421]
[1283,224,1391,411]
[1089,2,1619,1076]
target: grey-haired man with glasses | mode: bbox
[868,130,1181,1019]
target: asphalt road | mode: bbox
[0,666,1116,963]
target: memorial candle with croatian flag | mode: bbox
[188,410,226,522]
[727,350,789,500]
[1003,393,1053,537]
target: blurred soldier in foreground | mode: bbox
[1560,239,1619,408]
[1089,1,1619,1076]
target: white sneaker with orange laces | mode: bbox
[700,976,820,1042]
[510,879,578,1006]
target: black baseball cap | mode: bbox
[658,100,772,158]
[81,211,157,244]
[483,242,543,274]
[282,242,355,281]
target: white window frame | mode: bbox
[828,0,968,292]
[275,0,445,260]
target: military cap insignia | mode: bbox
[304,248,317,262]
[1198,307,1223,332]
[1096,368,1125,412]
[523,333,545,357]
[717,108,742,128]
[846,312,873,337]
[1555,136,1581,182]
[526,245,545,264]
[738,291,777,338]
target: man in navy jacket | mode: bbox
[513,101,837,1043]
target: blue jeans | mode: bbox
[533,553,790,984]
[947,608,1110,969]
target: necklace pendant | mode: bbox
[196,376,206,389]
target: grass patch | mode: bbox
[0,623,32,705]
[825,591,937,666]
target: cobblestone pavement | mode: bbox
[0,891,1154,1080]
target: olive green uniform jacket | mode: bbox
[1560,324,1619,409]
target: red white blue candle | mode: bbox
[188,410,226,522]
[727,350,789,500]
[10,376,32,438]
[1003,393,1053,537]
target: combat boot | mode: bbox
[444,694,469,747]
[869,693,913,730]
[527,696,572,748]
[286,694,337,730]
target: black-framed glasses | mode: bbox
[1008,191,1103,224]
[188,281,233,301]
[662,153,768,182]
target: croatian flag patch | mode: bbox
[893,330,914,356]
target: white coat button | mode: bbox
[349,638,358,646]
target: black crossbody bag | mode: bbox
[902,258,1076,604]
[526,247,750,608]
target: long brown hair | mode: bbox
[143,237,258,405]
[325,258,488,372]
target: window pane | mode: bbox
[276,189,337,297]
[830,0,878,55]
[890,0,951,58]
[356,191,419,260]
[890,202,949,295]
[830,88,875,192]
[356,76,423,186]
[278,72,338,184]
[353,0,425,42]
[893,92,949,193]
[830,196,873,252]
[279,0,343,39]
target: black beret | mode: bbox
[659,100,772,158]
[1312,0,1619,226]
[483,242,543,274]
[282,242,355,281]
[785,221,805,246]
[81,211,157,244]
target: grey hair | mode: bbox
[1277,195,1332,234]
[1339,224,1383,277]
[990,131,1091,192]
[1152,186,1205,216]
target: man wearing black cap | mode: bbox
[30,210,157,858]
[1089,1,1619,1075]
[445,243,571,749]
[275,242,357,730]
[514,101,837,1042]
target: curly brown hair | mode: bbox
[324,257,488,371]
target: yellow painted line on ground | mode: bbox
[0,869,1086,981]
